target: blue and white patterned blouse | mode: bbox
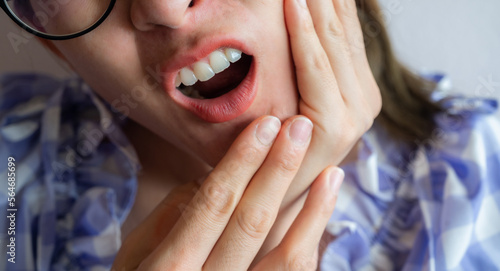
[0,73,499,271]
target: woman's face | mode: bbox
[53,0,298,166]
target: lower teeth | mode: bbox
[179,85,205,99]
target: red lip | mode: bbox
[162,37,257,123]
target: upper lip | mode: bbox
[157,35,258,123]
[161,35,253,91]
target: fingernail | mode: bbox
[289,117,313,146]
[256,116,281,146]
[329,167,344,194]
[297,0,307,8]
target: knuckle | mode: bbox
[297,52,331,74]
[349,36,367,54]
[302,18,317,36]
[323,19,345,40]
[320,21,353,61]
[343,0,357,14]
[283,251,316,271]
[236,204,273,239]
[311,53,331,71]
[337,120,358,146]
[343,41,354,61]
[234,143,260,164]
[276,150,301,173]
[199,180,237,218]
[225,160,242,175]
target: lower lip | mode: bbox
[166,60,257,123]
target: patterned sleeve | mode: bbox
[0,73,139,271]
[319,96,500,270]
[408,97,500,270]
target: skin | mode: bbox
[48,0,382,269]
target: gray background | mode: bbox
[1,0,499,117]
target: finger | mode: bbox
[204,116,313,270]
[279,166,343,256]
[140,116,282,270]
[332,0,382,115]
[284,0,345,124]
[112,180,200,270]
[331,0,372,75]
[251,166,344,271]
[306,0,364,105]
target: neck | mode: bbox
[120,119,212,237]
[122,119,212,185]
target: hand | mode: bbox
[112,116,344,270]
[280,0,382,207]
[250,0,382,263]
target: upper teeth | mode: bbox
[176,48,242,87]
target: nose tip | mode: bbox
[131,0,194,31]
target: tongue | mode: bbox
[194,54,251,99]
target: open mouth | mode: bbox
[175,49,253,100]
[164,43,258,123]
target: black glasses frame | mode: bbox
[1,0,116,40]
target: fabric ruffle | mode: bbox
[2,72,499,270]
[320,95,500,270]
[0,73,139,271]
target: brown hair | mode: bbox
[356,0,444,145]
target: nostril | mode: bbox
[131,0,194,30]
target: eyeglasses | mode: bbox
[1,0,115,40]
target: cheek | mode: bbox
[51,0,298,167]
[255,23,298,117]
[54,8,142,102]
[59,42,141,105]
[21,0,108,34]
[54,28,181,143]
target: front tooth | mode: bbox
[225,48,242,63]
[175,74,182,88]
[193,62,215,82]
[209,51,230,73]
[180,68,197,86]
